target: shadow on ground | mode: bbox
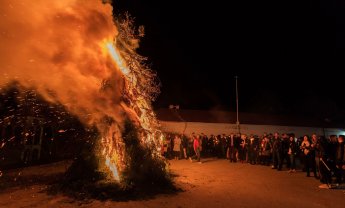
[0,172,64,193]
[0,161,182,203]
[46,173,182,202]
[200,157,220,163]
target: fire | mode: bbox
[102,29,163,179]
[105,155,120,181]
[104,41,130,75]
[0,0,164,183]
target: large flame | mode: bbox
[0,0,123,124]
[0,0,162,181]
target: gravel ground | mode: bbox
[0,158,344,208]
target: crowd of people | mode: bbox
[160,132,345,187]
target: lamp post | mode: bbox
[169,105,187,135]
[235,76,240,134]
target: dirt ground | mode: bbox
[1,158,344,208]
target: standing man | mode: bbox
[335,135,345,184]
[228,134,236,162]
[272,132,282,170]
[189,134,202,163]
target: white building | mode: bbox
[155,108,345,138]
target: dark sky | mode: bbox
[114,0,345,120]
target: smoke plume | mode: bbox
[0,0,126,126]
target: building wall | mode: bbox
[159,121,345,138]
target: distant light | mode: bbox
[169,105,179,110]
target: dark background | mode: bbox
[113,0,345,122]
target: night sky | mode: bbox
[114,0,345,121]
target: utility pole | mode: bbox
[235,76,240,134]
[169,105,187,135]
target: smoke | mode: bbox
[0,0,126,126]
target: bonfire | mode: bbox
[0,0,171,196]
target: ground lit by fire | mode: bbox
[1,159,345,208]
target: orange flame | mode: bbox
[104,41,130,75]
[0,0,163,182]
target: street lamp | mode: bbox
[169,105,187,134]
[235,76,240,134]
